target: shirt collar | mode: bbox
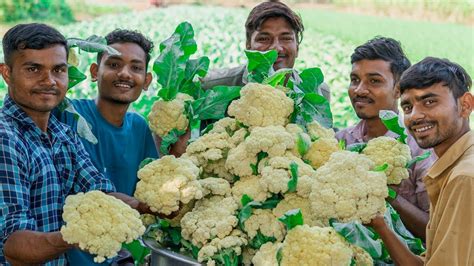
[427,130,474,179]
[2,95,72,144]
[348,119,400,143]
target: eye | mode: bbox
[370,79,381,84]
[54,66,67,73]
[350,77,360,85]
[402,105,412,114]
[132,65,144,72]
[425,99,436,105]
[27,66,38,72]
[256,36,271,42]
[107,62,120,69]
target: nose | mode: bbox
[40,71,57,87]
[410,104,426,121]
[353,81,369,96]
[269,39,284,53]
[117,66,132,79]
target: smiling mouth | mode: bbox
[114,82,133,89]
[412,124,434,133]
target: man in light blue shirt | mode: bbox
[57,29,158,265]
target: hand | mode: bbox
[365,214,387,232]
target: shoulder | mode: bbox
[201,65,246,89]
[335,125,357,142]
[449,148,474,183]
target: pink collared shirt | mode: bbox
[336,120,436,212]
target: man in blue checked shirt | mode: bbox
[0,23,157,265]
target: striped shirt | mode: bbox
[0,95,115,265]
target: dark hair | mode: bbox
[2,23,67,67]
[351,37,411,82]
[245,1,304,47]
[399,57,471,99]
[97,29,154,70]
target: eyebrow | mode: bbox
[401,92,439,106]
[22,62,68,68]
[105,55,145,64]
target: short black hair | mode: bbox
[2,23,67,67]
[97,29,154,70]
[399,57,471,99]
[351,37,411,82]
[245,1,304,47]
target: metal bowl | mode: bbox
[142,238,202,266]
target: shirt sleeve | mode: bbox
[0,136,37,248]
[426,175,474,266]
[71,133,115,194]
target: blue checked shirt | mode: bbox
[0,96,116,265]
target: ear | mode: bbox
[1,64,12,85]
[143,72,152,91]
[90,63,98,82]
[394,84,401,99]
[458,92,473,118]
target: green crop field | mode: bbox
[0,5,473,128]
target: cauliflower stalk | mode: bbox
[61,191,145,263]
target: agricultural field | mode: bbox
[0,5,473,128]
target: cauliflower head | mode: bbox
[134,155,203,215]
[228,83,294,128]
[280,225,353,266]
[231,175,271,206]
[197,229,248,264]
[148,93,193,137]
[309,151,388,224]
[272,193,322,227]
[61,191,145,263]
[303,137,340,169]
[243,209,286,243]
[180,196,239,247]
[252,242,282,266]
[306,121,335,139]
[199,177,232,197]
[362,136,412,185]
[351,244,374,266]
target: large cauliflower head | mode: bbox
[228,83,294,128]
[231,175,271,206]
[272,193,323,227]
[148,93,193,137]
[197,229,248,264]
[134,155,203,215]
[306,120,335,139]
[61,191,145,263]
[180,196,239,247]
[309,151,388,224]
[303,137,340,169]
[252,242,282,266]
[280,225,353,266]
[243,209,286,244]
[362,136,412,185]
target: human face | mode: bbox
[401,83,471,155]
[92,42,152,105]
[2,45,68,116]
[248,17,298,70]
[349,59,398,119]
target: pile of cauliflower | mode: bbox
[61,191,145,262]
[140,83,405,265]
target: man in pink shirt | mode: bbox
[336,37,435,240]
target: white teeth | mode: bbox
[115,83,131,88]
[414,125,433,132]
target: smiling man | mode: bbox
[368,57,473,265]
[336,37,435,240]
[0,23,157,266]
[201,1,330,100]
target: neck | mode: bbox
[95,98,129,127]
[28,111,50,132]
[434,125,470,158]
[363,118,388,141]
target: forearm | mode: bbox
[389,195,429,241]
[371,220,423,265]
[4,230,72,264]
[153,131,190,158]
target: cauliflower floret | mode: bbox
[362,136,412,185]
[242,247,257,266]
[306,121,335,139]
[259,155,315,196]
[134,155,203,215]
[199,177,231,197]
[140,214,157,227]
[245,126,294,157]
[252,242,282,266]
[351,244,373,266]
[244,209,286,243]
[285,124,312,158]
[228,83,294,128]
[231,175,271,206]
[280,225,353,266]
[309,151,388,224]
[272,193,322,227]
[225,142,257,177]
[61,191,145,263]
[181,196,239,246]
[303,137,340,169]
[197,229,248,264]
[166,201,195,227]
[148,93,193,137]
